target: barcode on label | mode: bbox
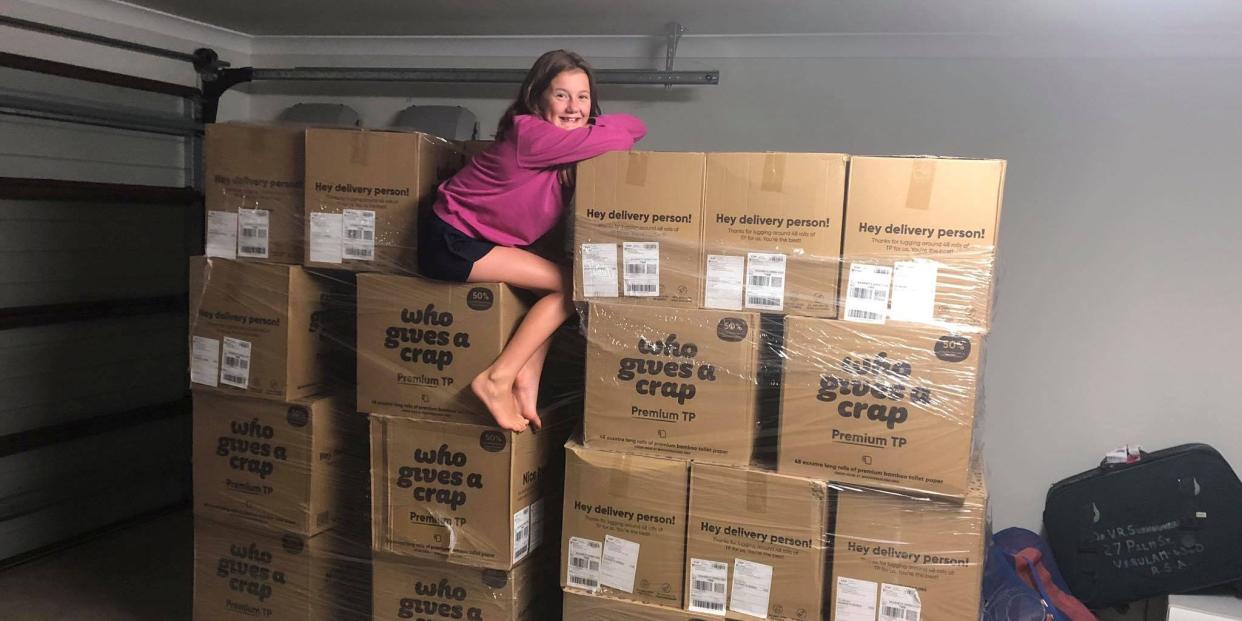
[222,373,245,385]
[346,229,373,240]
[851,286,888,301]
[694,580,726,594]
[749,275,783,288]
[626,284,658,293]
[569,574,599,588]
[747,296,780,307]
[224,355,249,370]
[240,246,266,254]
[571,557,600,571]
[847,309,882,321]
[692,599,725,612]
[882,606,920,621]
[625,263,658,274]
[242,227,266,238]
[345,247,373,258]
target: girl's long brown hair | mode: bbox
[496,49,602,143]
[496,50,601,191]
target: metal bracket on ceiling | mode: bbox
[666,22,687,91]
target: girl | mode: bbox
[419,50,647,432]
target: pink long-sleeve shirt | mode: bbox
[433,113,647,247]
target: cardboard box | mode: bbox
[372,553,551,621]
[829,470,989,621]
[573,151,707,308]
[304,128,463,274]
[189,257,351,402]
[840,156,1006,331]
[561,441,690,608]
[370,417,557,569]
[193,517,370,621]
[356,275,528,423]
[584,302,759,466]
[204,123,306,264]
[192,391,366,536]
[701,152,847,317]
[778,316,983,499]
[563,591,708,621]
[685,463,829,621]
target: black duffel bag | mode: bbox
[1043,443,1242,609]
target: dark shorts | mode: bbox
[418,213,497,282]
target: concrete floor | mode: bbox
[0,509,192,621]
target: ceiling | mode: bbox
[121,0,1242,37]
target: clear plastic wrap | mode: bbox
[560,440,988,621]
[190,122,1006,620]
[571,151,1004,330]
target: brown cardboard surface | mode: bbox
[829,471,989,621]
[685,463,829,621]
[304,128,464,274]
[702,152,847,317]
[840,156,1006,331]
[778,316,983,499]
[192,517,370,621]
[369,417,557,570]
[189,257,350,402]
[372,553,550,621]
[584,302,759,466]
[192,391,366,536]
[573,151,707,308]
[356,274,528,423]
[204,123,305,264]
[560,441,689,608]
[563,591,710,621]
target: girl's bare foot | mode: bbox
[472,371,528,432]
[513,370,542,430]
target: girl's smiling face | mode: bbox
[543,69,592,130]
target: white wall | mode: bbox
[244,36,1242,532]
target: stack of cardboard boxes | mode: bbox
[190,122,1005,620]
[194,122,577,621]
[564,151,1005,619]
[191,123,373,620]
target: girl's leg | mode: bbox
[467,246,572,432]
[513,337,552,426]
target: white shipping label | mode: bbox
[688,558,729,616]
[566,537,603,591]
[190,336,220,387]
[704,254,745,310]
[835,576,879,621]
[219,337,252,389]
[599,535,640,594]
[205,212,238,260]
[309,212,343,264]
[512,505,532,563]
[729,558,774,619]
[236,209,270,258]
[745,252,788,311]
[580,243,619,298]
[889,260,939,324]
[342,209,376,261]
[622,242,660,297]
[843,263,894,325]
[879,583,922,621]
[529,498,545,551]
